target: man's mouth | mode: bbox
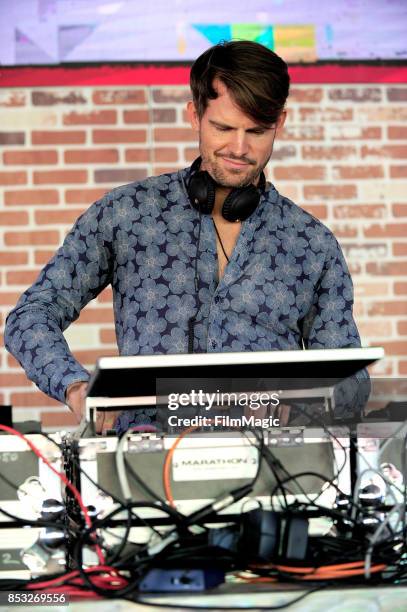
[221,157,251,168]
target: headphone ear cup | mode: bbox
[188,171,216,215]
[222,185,261,222]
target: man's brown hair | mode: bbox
[190,40,290,126]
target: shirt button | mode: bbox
[214,296,220,304]
[211,339,217,349]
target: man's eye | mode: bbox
[216,126,231,132]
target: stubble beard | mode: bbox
[201,152,263,189]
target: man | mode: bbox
[5,41,366,431]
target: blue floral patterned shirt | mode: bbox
[5,166,364,410]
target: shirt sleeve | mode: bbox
[301,234,370,418]
[4,195,114,404]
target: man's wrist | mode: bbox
[65,380,88,410]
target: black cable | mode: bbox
[213,218,230,263]
[402,431,407,544]
[188,210,203,353]
[132,585,327,610]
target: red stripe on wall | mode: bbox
[0,63,406,87]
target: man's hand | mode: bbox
[66,380,121,433]
[66,381,88,423]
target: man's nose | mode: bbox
[229,131,249,158]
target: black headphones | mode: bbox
[187,157,266,222]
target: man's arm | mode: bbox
[301,235,370,419]
[4,194,114,415]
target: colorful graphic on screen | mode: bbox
[0,0,405,66]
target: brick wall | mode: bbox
[0,83,406,430]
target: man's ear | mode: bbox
[186,100,200,132]
[276,110,287,134]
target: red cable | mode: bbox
[0,424,105,565]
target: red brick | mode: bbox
[289,88,323,103]
[393,243,407,256]
[152,108,176,123]
[330,225,358,238]
[390,165,407,178]
[32,131,86,145]
[303,184,357,201]
[361,145,407,159]
[358,321,392,338]
[355,282,390,297]
[64,149,119,164]
[279,126,324,141]
[11,392,60,408]
[97,287,113,303]
[363,224,407,238]
[332,166,384,179]
[152,147,178,162]
[398,321,407,335]
[78,309,114,324]
[63,110,117,125]
[5,189,59,205]
[152,88,190,103]
[65,188,107,204]
[299,107,353,122]
[0,292,24,306]
[367,301,407,316]
[34,250,56,265]
[6,270,40,285]
[100,329,116,343]
[334,204,386,219]
[154,127,197,142]
[399,362,407,375]
[381,341,407,356]
[93,129,146,144]
[395,282,407,295]
[93,89,146,105]
[153,166,180,175]
[302,145,357,160]
[0,91,26,106]
[184,147,200,162]
[359,107,407,121]
[7,354,21,368]
[33,170,87,185]
[32,91,87,105]
[300,204,327,219]
[387,89,407,102]
[393,204,407,217]
[0,373,31,387]
[41,411,78,428]
[123,110,150,123]
[0,132,25,145]
[125,149,151,162]
[328,88,382,102]
[0,211,29,225]
[0,251,28,265]
[35,209,85,225]
[3,150,58,165]
[73,349,118,365]
[367,261,407,275]
[273,166,325,180]
[5,231,60,247]
[94,168,147,183]
[0,171,27,185]
[330,126,381,140]
[388,126,407,140]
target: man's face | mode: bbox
[187,78,286,189]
